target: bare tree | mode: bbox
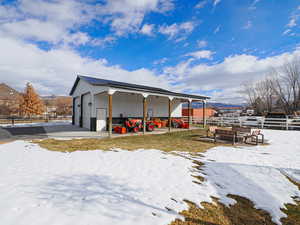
[240,81,257,108]
[270,59,300,114]
[241,58,300,115]
[255,76,275,113]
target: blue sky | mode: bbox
[0,0,299,103]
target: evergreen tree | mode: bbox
[19,83,45,117]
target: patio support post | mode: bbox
[202,100,206,128]
[142,95,148,134]
[108,93,113,138]
[188,99,192,129]
[168,97,173,132]
[72,97,75,125]
[80,95,83,127]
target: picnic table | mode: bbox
[210,126,264,145]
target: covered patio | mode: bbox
[70,75,209,137]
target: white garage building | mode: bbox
[70,75,209,136]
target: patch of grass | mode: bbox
[33,129,222,153]
[170,195,276,225]
[170,169,300,225]
[281,199,300,225]
[280,176,300,225]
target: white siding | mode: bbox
[147,96,182,117]
[72,79,92,98]
[72,79,107,119]
[94,92,182,118]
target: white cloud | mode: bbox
[197,40,208,48]
[153,57,168,65]
[91,36,117,47]
[249,0,261,10]
[0,0,95,45]
[214,25,220,34]
[185,50,214,59]
[98,0,174,36]
[0,0,174,45]
[158,21,196,41]
[0,37,171,96]
[243,20,253,29]
[282,29,292,36]
[195,0,207,9]
[213,0,221,7]
[140,24,155,36]
[286,6,300,33]
[287,18,297,28]
[163,49,300,102]
[0,5,21,22]
[1,19,65,43]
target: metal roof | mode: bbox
[70,75,210,100]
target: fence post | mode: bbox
[239,117,242,127]
[286,116,289,130]
[221,117,223,127]
[261,118,264,129]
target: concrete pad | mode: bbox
[0,124,201,141]
[0,128,12,140]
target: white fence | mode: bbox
[183,116,300,130]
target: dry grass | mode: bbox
[169,170,300,225]
[280,176,300,225]
[170,196,276,225]
[33,129,221,153]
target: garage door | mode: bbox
[82,93,91,130]
[74,97,80,126]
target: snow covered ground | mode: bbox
[0,130,299,225]
[199,130,300,224]
[0,142,211,225]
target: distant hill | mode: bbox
[0,83,20,100]
[42,95,71,100]
[182,102,244,109]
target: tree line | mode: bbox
[241,58,300,115]
[0,83,71,117]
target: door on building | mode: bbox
[74,97,80,126]
[82,93,91,130]
[147,108,153,119]
[96,108,107,131]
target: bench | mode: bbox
[206,126,218,137]
[232,126,252,134]
[214,129,240,145]
[244,129,264,145]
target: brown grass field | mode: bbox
[33,129,222,153]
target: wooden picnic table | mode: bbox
[211,126,264,145]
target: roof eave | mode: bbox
[70,75,210,101]
[69,76,81,96]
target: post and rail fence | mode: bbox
[182,116,300,130]
[0,115,72,126]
